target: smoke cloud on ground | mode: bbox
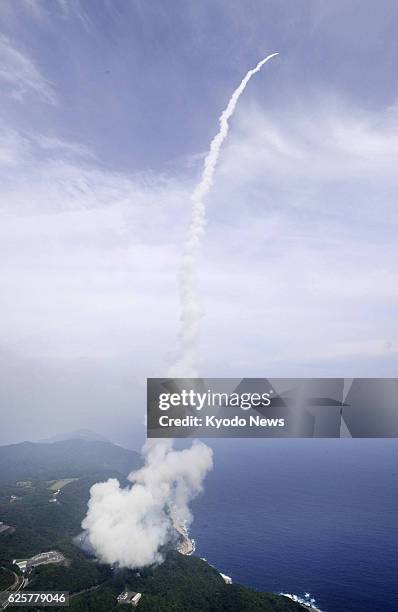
[82,439,213,568]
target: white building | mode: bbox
[117,591,142,607]
[13,559,28,573]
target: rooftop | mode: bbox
[117,591,142,606]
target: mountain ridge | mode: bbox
[0,439,141,483]
[39,429,110,444]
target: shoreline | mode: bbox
[172,520,195,556]
[280,593,322,611]
[173,522,323,611]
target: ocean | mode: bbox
[191,439,398,612]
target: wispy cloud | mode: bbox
[1,96,398,377]
[0,0,91,27]
[0,123,31,166]
[0,126,188,366]
[0,35,56,105]
[197,98,398,374]
[0,123,95,166]
[32,134,97,160]
[1,93,398,443]
[55,0,92,29]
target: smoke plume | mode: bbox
[82,439,213,568]
[81,54,277,570]
[170,53,279,377]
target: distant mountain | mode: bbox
[0,439,141,483]
[40,429,110,444]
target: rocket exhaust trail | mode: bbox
[171,53,279,377]
[81,55,278,570]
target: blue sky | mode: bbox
[1,1,398,446]
[3,0,398,169]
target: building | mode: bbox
[13,559,28,573]
[117,591,142,607]
[220,572,232,584]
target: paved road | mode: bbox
[0,570,28,610]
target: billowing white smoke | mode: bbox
[171,53,279,377]
[82,439,213,568]
[81,54,278,570]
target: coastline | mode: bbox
[281,593,322,611]
[173,519,322,610]
[172,519,195,555]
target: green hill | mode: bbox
[0,440,141,483]
[22,552,304,612]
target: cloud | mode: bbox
[0,123,31,166]
[0,127,189,371]
[220,99,398,183]
[1,92,398,444]
[55,0,92,29]
[1,97,398,375]
[0,35,56,104]
[31,134,97,159]
[197,97,398,374]
[0,0,91,28]
[0,129,189,443]
[0,1,45,23]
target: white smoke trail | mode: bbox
[81,55,278,570]
[171,53,279,377]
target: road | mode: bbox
[0,568,28,610]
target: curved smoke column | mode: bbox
[82,54,278,569]
[171,53,279,377]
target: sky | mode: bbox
[1,0,398,447]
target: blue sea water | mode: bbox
[191,439,398,612]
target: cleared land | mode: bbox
[47,479,78,491]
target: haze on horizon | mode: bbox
[1,0,398,447]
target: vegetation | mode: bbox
[0,567,14,590]
[0,440,141,483]
[10,553,304,612]
[0,440,303,611]
[0,472,131,560]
